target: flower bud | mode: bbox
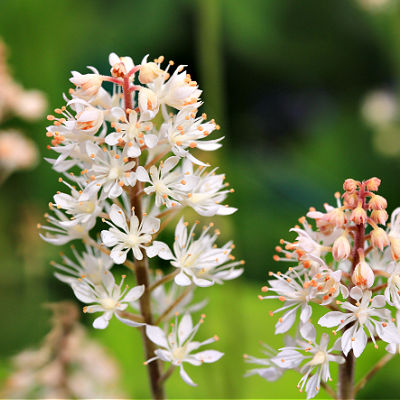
[352,260,374,289]
[371,209,388,225]
[70,72,103,99]
[343,179,359,192]
[138,88,159,116]
[343,192,358,209]
[366,177,381,192]
[371,227,390,251]
[350,206,367,225]
[368,194,387,210]
[326,208,346,227]
[332,235,351,261]
[390,236,400,261]
[139,62,163,84]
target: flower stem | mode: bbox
[338,350,355,400]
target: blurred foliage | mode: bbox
[2,0,400,398]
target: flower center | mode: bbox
[309,350,327,366]
[100,297,117,310]
[172,346,187,362]
[108,166,123,180]
[357,306,370,325]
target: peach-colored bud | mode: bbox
[352,260,374,289]
[371,228,390,251]
[368,194,387,210]
[343,192,358,209]
[350,206,367,225]
[366,177,381,192]
[371,209,388,225]
[327,208,346,227]
[139,62,163,84]
[343,179,359,192]
[390,236,400,261]
[138,88,158,114]
[332,235,351,261]
[70,72,103,99]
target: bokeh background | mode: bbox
[1,0,400,398]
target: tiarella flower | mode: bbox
[260,268,314,335]
[145,314,223,386]
[388,207,400,260]
[138,87,159,121]
[318,287,400,357]
[86,142,136,199]
[39,208,95,245]
[148,217,243,287]
[51,245,113,286]
[160,105,222,165]
[105,108,157,157]
[53,181,102,226]
[101,204,160,264]
[71,272,144,329]
[271,333,344,400]
[384,262,400,309]
[109,52,135,78]
[136,156,196,208]
[244,344,285,381]
[70,67,104,101]
[180,161,237,216]
[147,60,202,110]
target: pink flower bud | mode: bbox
[326,208,346,227]
[332,235,351,261]
[343,192,358,209]
[365,177,381,192]
[371,228,389,251]
[371,209,388,225]
[350,206,367,225]
[343,179,359,192]
[70,72,103,99]
[139,62,163,84]
[368,194,387,210]
[352,260,374,289]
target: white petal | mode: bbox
[109,204,128,231]
[146,241,174,259]
[371,295,386,308]
[115,312,144,327]
[93,315,109,329]
[136,166,150,182]
[123,285,145,302]
[101,230,119,247]
[178,314,193,344]
[110,246,128,264]
[350,286,363,301]
[142,216,160,234]
[318,311,346,328]
[352,327,367,358]
[179,365,197,387]
[146,325,168,348]
[175,271,192,286]
[193,350,223,363]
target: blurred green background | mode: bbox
[2,0,400,398]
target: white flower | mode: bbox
[318,286,400,357]
[384,262,400,309]
[105,108,157,157]
[70,67,104,101]
[109,52,135,78]
[71,272,144,329]
[272,333,344,399]
[160,105,222,165]
[388,207,400,260]
[244,344,285,381]
[386,310,400,354]
[260,268,314,335]
[145,314,223,386]
[147,63,201,110]
[52,245,113,286]
[39,208,95,245]
[180,160,236,216]
[101,204,160,264]
[86,142,136,199]
[148,217,243,287]
[136,156,197,208]
[138,87,159,121]
[53,181,102,226]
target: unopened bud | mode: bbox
[343,192,358,209]
[371,228,390,251]
[138,88,158,113]
[343,179,359,192]
[332,235,351,261]
[139,62,163,84]
[327,208,346,227]
[366,177,381,192]
[352,260,374,289]
[368,194,387,210]
[371,209,388,225]
[70,72,103,98]
[350,206,367,225]
[390,236,400,261]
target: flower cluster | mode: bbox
[246,178,400,399]
[40,53,242,393]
